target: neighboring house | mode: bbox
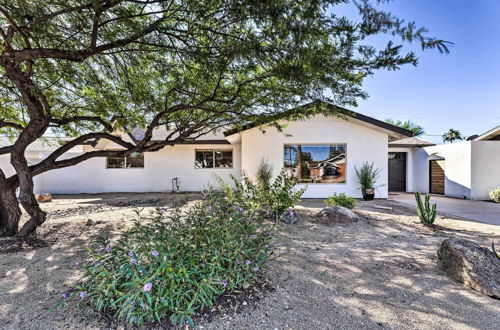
[388,126,500,200]
[0,103,411,198]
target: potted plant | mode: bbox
[355,161,382,201]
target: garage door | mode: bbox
[429,160,445,195]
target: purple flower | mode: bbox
[238,267,242,272]
[252,266,259,272]
[161,297,167,303]
[236,260,242,265]
[128,251,135,257]
[61,293,69,299]
[104,246,111,253]
[245,260,252,265]
[207,206,213,211]
[151,250,159,257]
[264,244,269,249]
[236,206,244,212]
[221,279,228,288]
[162,207,169,211]
[79,291,87,299]
[143,283,153,292]
[130,258,138,265]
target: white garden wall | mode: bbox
[471,141,500,200]
[238,114,390,198]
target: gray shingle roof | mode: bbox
[389,137,435,147]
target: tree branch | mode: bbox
[49,116,113,131]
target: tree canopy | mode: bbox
[0,0,450,236]
[385,118,425,137]
[442,128,463,143]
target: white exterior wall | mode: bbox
[239,114,390,198]
[414,142,473,199]
[471,141,500,200]
[1,144,241,194]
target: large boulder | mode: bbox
[437,238,500,298]
[280,209,298,224]
[316,206,359,224]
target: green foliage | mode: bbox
[0,0,451,137]
[415,192,437,226]
[325,193,357,210]
[218,171,306,220]
[69,193,273,327]
[256,159,273,191]
[385,118,425,137]
[442,129,464,143]
[488,187,500,203]
[355,162,382,189]
[492,242,500,259]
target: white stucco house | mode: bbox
[0,103,412,199]
[1,104,499,200]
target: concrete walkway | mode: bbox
[389,192,500,226]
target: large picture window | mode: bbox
[284,144,346,183]
[107,152,144,169]
[195,149,233,169]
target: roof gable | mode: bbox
[223,101,412,139]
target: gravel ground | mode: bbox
[0,194,499,330]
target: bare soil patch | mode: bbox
[1,195,499,329]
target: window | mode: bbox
[283,144,346,183]
[195,149,233,169]
[106,152,144,169]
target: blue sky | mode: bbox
[334,0,500,144]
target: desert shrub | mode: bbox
[325,193,357,209]
[67,192,273,327]
[355,161,381,188]
[256,159,273,190]
[489,187,500,203]
[218,171,306,220]
[415,192,437,226]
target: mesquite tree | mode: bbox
[0,0,449,237]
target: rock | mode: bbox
[437,238,500,298]
[316,206,359,224]
[35,193,52,203]
[280,209,298,224]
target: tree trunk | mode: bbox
[0,171,22,237]
[10,153,46,237]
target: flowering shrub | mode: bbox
[66,192,274,326]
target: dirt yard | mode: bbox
[0,194,499,329]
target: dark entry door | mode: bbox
[388,152,407,191]
[429,159,445,195]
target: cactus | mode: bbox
[492,242,500,259]
[415,192,437,226]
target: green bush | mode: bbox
[256,159,273,191]
[218,171,306,220]
[355,161,381,189]
[68,192,273,327]
[325,193,357,209]
[415,192,437,226]
[489,187,500,203]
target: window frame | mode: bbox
[282,143,347,185]
[194,148,233,169]
[106,152,145,169]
